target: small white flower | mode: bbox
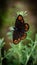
[17,11,28,16]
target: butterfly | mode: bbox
[13,15,29,44]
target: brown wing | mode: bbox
[21,33,27,40]
[13,30,21,44]
[24,23,29,32]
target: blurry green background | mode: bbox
[0,0,37,65]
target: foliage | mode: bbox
[0,27,37,65]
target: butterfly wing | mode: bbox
[13,29,27,44]
[24,23,29,32]
[13,29,21,44]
